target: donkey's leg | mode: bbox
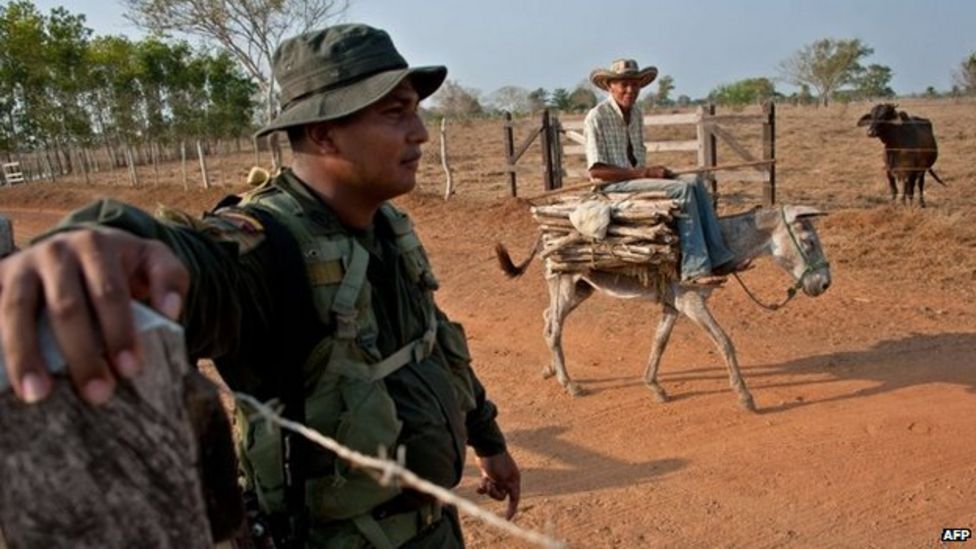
[642,302,679,402]
[675,290,756,411]
[543,275,592,396]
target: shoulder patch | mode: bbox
[202,208,267,254]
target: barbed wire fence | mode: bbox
[233,392,567,549]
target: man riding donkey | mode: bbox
[0,24,520,548]
[584,58,747,284]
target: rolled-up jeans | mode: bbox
[604,176,734,280]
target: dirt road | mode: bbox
[1,99,974,547]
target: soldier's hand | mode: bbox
[0,228,189,405]
[476,451,521,519]
[644,165,673,179]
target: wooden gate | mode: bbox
[503,102,776,205]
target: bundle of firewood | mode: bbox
[530,191,681,284]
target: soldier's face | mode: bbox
[608,79,641,110]
[327,79,429,200]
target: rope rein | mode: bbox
[734,208,828,312]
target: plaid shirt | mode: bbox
[583,97,646,173]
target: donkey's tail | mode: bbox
[928,168,947,186]
[495,235,542,278]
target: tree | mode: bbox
[654,74,674,106]
[639,74,675,110]
[953,52,976,94]
[549,88,572,111]
[708,78,776,106]
[527,88,549,112]
[568,83,597,112]
[123,0,348,166]
[487,85,531,115]
[852,63,894,99]
[778,38,873,106]
[430,80,483,117]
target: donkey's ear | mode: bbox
[856,113,872,127]
[785,205,827,223]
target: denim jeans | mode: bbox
[604,176,733,280]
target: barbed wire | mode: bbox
[232,392,567,549]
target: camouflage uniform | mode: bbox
[47,168,507,547]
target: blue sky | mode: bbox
[34,0,976,98]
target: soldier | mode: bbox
[0,24,520,547]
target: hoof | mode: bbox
[566,382,587,397]
[739,394,757,412]
[542,368,555,379]
[645,382,669,402]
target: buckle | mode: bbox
[335,314,358,339]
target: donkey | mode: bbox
[495,205,831,411]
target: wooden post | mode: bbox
[503,111,517,197]
[762,101,776,205]
[440,117,455,200]
[197,139,211,189]
[180,140,189,191]
[540,109,555,191]
[0,303,243,546]
[707,103,718,207]
[695,105,711,172]
[549,113,564,190]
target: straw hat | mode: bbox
[589,58,658,91]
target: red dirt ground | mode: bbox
[1,99,974,548]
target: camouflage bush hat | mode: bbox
[255,24,447,137]
[589,59,658,91]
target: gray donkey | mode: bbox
[496,205,831,411]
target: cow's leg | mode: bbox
[543,275,592,396]
[642,301,679,402]
[675,289,756,411]
[886,171,898,202]
[905,172,917,206]
[899,174,909,205]
[917,171,927,208]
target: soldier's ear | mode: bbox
[306,122,340,154]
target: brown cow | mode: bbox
[857,103,945,207]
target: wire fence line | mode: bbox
[232,392,567,549]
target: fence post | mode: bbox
[503,111,518,197]
[440,117,455,200]
[550,113,564,190]
[695,105,707,170]
[706,103,718,207]
[762,101,776,205]
[540,109,555,191]
[197,139,211,189]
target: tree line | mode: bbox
[432,38,976,116]
[0,1,257,183]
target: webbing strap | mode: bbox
[327,309,438,382]
[332,240,368,339]
[368,309,438,381]
[352,514,395,549]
